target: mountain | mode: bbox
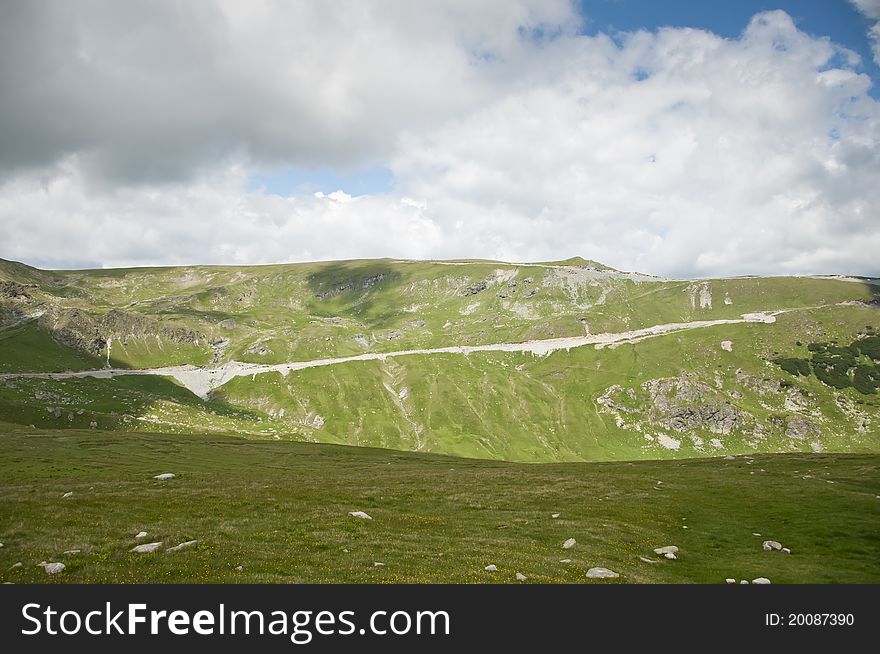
[1,257,878,462]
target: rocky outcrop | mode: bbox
[644,374,745,435]
[38,307,205,355]
[462,281,488,296]
[0,281,32,302]
[38,308,106,355]
[315,274,387,300]
[784,416,820,440]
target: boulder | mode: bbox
[348,511,372,520]
[37,562,65,575]
[586,567,619,579]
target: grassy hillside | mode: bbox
[1,430,877,584]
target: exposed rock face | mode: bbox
[38,307,205,356]
[785,416,820,440]
[645,375,744,435]
[244,341,272,356]
[39,308,106,355]
[462,281,488,296]
[0,281,32,301]
[315,274,387,300]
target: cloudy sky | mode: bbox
[1,0,879,277]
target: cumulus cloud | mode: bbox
[851,0,880,64]
[0,2,878,277]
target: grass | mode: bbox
[0,429,877,584]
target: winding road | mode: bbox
[0,311,782,399]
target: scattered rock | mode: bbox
[762,540,782,551]
[62,549,81,555]
[551,513,560,519]
[752,533,761,536]
[781,547,791,554]
[348,511,372,520]
[726,578,736,584]
[62,491,73,498]
[484,564,497,572]
[586,567,620,579]
[462,281,488,297]
[89,421,97,429]
[562,538,577,550]
[37,562,65,575]
[559,559,572,564]
[515,572,527,581]
[10,562,22,569]
[752,577,771,584]
[373,562,385,567]
[153,473,175,480]
[639,556,658,564]
[740,580,749,584]
[723,455,736,460]
[130,542,163,554]
[653,546,679,556]
[235,565,243,572]
[721,340,733,352]
[135,531,148,539]
[166,540,198,553]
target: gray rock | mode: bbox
[166,540,198,553]
[740,580,749,584]
[484,564,497,572]
[639,556,659,564]
[762,540,782,551]
[62,491,73,498]
[37,562,65,575]
[785,416,821,440]
[373,562,385,567]
[781,547,791,554]
[653,545,679,555]
[348,511,372,520]
[752,577,771,584]
[463,281,488,297]
[515,572,527,581]
[725,578,736,584]
[153,473,175,480]
[130,542,163,553]
[562,538,577,549]
[135,531,148,539]
[586,567,620,579]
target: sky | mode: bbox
[0,0,878,277]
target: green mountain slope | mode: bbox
[0,257,878,462]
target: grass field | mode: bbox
[1,429,878,584]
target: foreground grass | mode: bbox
[0,428,878,584]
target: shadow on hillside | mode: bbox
[304,261,405,325]
[0,372,265,432]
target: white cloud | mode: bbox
[0,5,878,277]
[852,0,880,64]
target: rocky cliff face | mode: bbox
[36,307,205,356]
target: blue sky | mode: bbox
[250,1,879,199]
